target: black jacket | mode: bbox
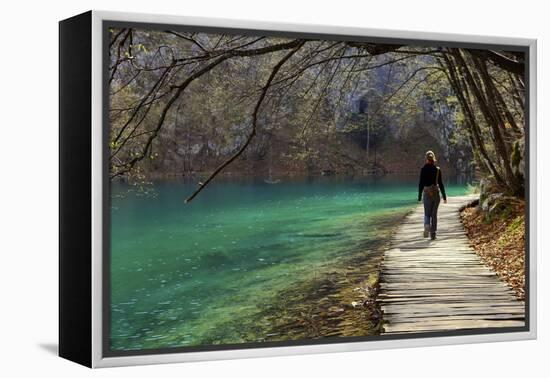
[418,163,446,201]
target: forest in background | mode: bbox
[108,28,526,203]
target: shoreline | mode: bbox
[253,209,410,342]
[117,170,473,183]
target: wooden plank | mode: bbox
[382,271,497,276]
[379,195,525,335]
[387,314,525,322]
[380,291,515,298]
[380,297,523,304]
[381,278,505,283]
[380,280,508,285]
[381,290,513,295]
[385,319,525,333]
[382,304,525,313]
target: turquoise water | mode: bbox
[109,176,468,351]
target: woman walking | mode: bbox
[418,151,447,240]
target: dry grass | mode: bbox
[460,201,525,300]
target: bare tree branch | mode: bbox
[184,41,306,202]
[110,38,307,179]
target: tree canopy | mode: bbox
[108,28,526,201]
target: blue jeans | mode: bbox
[423,189,441,235]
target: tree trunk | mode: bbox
[450,49,517,192]
[441,54,506,188]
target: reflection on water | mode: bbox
[110,176,469,351]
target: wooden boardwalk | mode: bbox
[379,195,525,334]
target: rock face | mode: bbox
[481,192,503,212]
[477,175,524,220]
[143,121,467,179]
[479,177,499,203]
[480,192,519,220]
[130,76,474,180]
[480,178,498,218]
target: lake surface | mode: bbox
[109,176,469,351]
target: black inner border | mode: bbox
[102,19,531,358]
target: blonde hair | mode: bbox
[425,150,436,163]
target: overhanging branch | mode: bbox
[184,41,305,203]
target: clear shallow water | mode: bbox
[109,176,468,351]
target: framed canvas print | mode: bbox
[59,10,537,368]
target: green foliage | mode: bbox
[511,140,522,168]
[506,215,524,234]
